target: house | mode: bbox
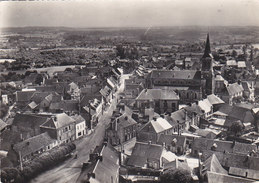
[195,129,220,139]
[229,167,259,180]
[198,154,258,183]
[44,78,58,85]
[12,113,50,140]
[8,132,57,163]
[207,94,225,108]
[184,103,203,127]
[237,61,246,69]
[49,100,79,114]
[81,98,104,129]
[225,83,244,105]
[157,134,187,155]
[163,158,192,174]
[216,104,255,129]
[67,82,80,99]
[80,85,102,106]
[110,113,137,145]
[207,171,255,183]
[202,151,259,172]
[76,144,120,183]
[200,154,228,181]
[198,98,213,118]
[191,138,257,158]
[226,60,237,68]
[27,92,62,112]
[184,57,193,69]
[135,88,179,115]
[137,117,173,143]
[124,78,145,99]
[40,113,76,144]
[0,119,8,133]
[100,85,113,104]
[167,109,192,132]
[15,89,36,107]
[72,115,86,139]
[107,76,118,92]
[214,74,227,94]
[241,81,255,101]
[127,141,164,169]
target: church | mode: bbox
[146,34,215,104]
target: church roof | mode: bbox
[202,33,212,58]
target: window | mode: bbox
[155,101,160,108]
[172,103,176,111]
[78,132,82,137]
[164,101,168,108]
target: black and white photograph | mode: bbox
[0,0,259,182]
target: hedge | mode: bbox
[1,142,76,183]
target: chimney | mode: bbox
[231,140,236,148]
[87,172,95,179]
[20,133,23,141]
[198,152,203,178]
[96,155,103,162]
[211,143,217,151]
[244,154,250,162]
[184,110,188,122]
[177,120,180,136]
[153,117,157,121]
[115,118,118,131]
[162,142,166,149]
[124,116,128,120]
[103,141,108,147]
[148,141,152,145]
[26,142,30,146]
[51,116,57,121]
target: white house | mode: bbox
[72,115,86,139]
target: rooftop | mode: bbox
[127,142,163,168]
[136,89,179,101]
[150,70,201,80]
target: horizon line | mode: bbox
[1,25,259,30]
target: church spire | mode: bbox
[202,33,211,58]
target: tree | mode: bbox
[0,103,9,118]
[116,45,125,59]
[35,74,43,85]
[230,120,244,136]
[232,50,237,58]
[160,168,192,183]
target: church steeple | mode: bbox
[202,33,211,58]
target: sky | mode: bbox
[0,0,259,28]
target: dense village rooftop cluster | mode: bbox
[1,31,259,183]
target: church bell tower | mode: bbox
[201,33,214,97]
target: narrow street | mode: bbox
[30,74,129,183]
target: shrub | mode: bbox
[160,168,192,183]
[1,168,22,183]
[21,143,75,182]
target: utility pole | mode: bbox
[19,151,23,171]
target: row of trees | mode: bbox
[1,143,76,183]
[160,168,193,183]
